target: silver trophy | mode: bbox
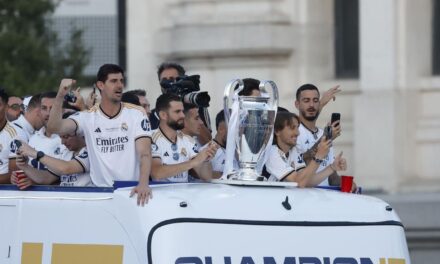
[224,79,278,181]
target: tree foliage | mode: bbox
[0,0,89,96]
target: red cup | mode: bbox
[340,175,354,193]
[15,170,25,179]
[14,170,29,189]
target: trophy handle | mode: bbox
[259,80,279,110]
[223,79,244,126]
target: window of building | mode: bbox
[433,0,440,75]
[334,0,359,78]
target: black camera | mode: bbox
[64,90,77,103]
[160,75,210,108]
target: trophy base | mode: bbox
[227,169,266,182]
[211,179,297,188]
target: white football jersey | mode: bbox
[265,145,306,182]
[10,115,36,158]
[151,128,198,183]
[28,127,66,170]
[69,103,150,187]
[296,123,335,186]
[0,122,18,174]
[12,115,35,142]
[51,147,93,187]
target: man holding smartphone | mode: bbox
[294,84,356,190]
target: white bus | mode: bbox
[0,182,410,264]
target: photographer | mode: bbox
[150,62,212,145]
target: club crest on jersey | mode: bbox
[78,150,88,159]
[181,148,187,157]
[192,145,199,153]
[297,154,304,164]
[151,143,158,152]
[141,119,150,131]
[10,141,18,153]
[54,147,61,155]
[0,144,3,152]
[121,122,128,131]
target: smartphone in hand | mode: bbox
[324,126,332,140]
[331,113,341,126]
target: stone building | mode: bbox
[55,0,440,262]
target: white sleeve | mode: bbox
[0,141,10,174]
[68,112,84,136]
[72,147,90,173]
[8,137,19,159]
[135,113,151,140]
[265,146,296,181]
[211,149,225,173]
[188,139,199,158]
[295,134,308,154]
[151,140,162,160]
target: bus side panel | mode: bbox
[150,221,410,264]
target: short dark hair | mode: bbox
[0,89,9,104]
[97,64,124,83]
[295,84,320,101]
[41,91,57,100]
[277,106,290,113]
[121,92,141,106]
[237,78,260,96]
[125,89,146,97]
[155,93,182,113]
[183,103,198,115]
[27,93,42,111]
[215,109,226,130]
[157,62,185,80]
[274,112,299,133]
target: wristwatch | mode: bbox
[312,156,324,164]
[36,151,45,162]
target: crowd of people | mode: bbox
[0,61,356,206]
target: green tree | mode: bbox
[0,0,89,96]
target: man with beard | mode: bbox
[6,96,24,121]
[294,84,347,187]
[150,93,218,182]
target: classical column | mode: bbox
[355,0,406,192]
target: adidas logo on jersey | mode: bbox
[95,127,101,133]
[164,152,169,157]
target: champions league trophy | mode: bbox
[223,79,278,181]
